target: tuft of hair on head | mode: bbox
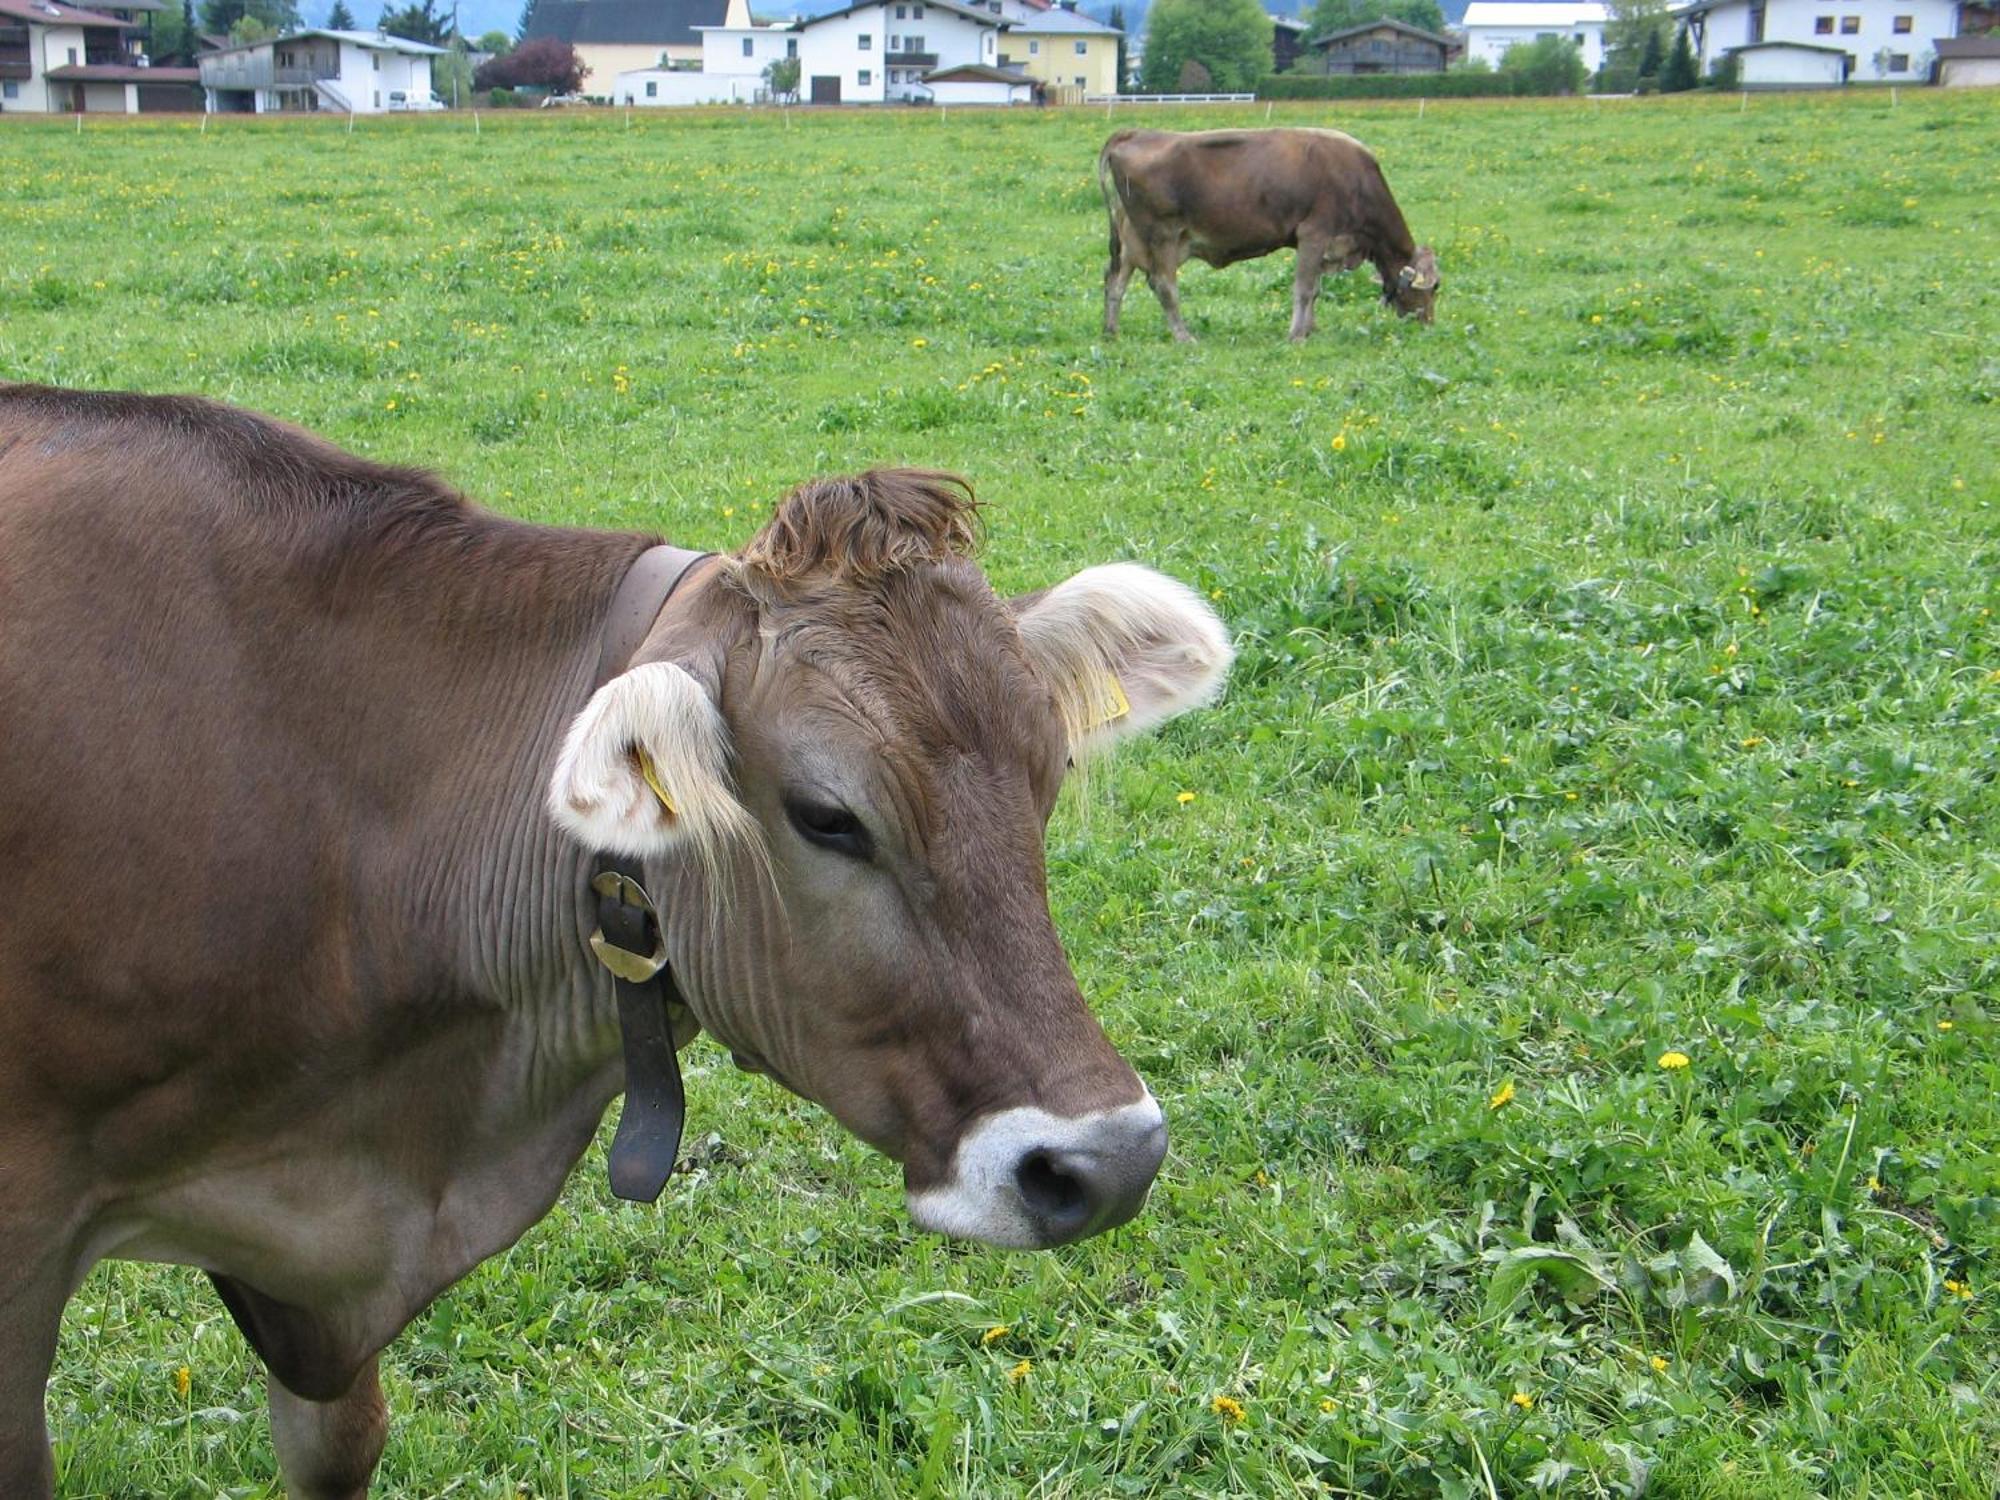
[737,468,981,587]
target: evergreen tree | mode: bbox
[1109,3,1128,91]
[377,0,448,43]
[1636,21,1663,81]
[515,0,539,41]
[1661,22,1698,89]
[326,0,354,26]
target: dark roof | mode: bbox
[1270,14,1309,31]
[924,61,1031,81]
[0,0,138,28]
[1935,34,2000,57]
[522,0,730,46]
[47,60,199,77]
[1310,16,1450,47]
[1724,38,1849,53]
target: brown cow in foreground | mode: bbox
[1099,126,1440,342]
[0,384,1231,1498]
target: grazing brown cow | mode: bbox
[0,384,1231,1499]
[1099,126,1440,342]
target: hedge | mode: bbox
[1257,72,1520,99]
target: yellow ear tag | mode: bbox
[635,746,678,818]
[1085,673,1131,732]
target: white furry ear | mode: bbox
[1013,563,1232,756]
[547,661,755,859]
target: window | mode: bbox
[1028,37,1038,52]
[1892,13,1911,29]
[742,36,753,54]
[857,31,871,47]
[1573,31,1584,43]
[911,4,922,16]
[1074,39,1086,53]
[895,3,905,14]
[645,79,657,95]
[1839,14,1858,30]
[372,51,380,69]
[67,44,78,62]
[786,37,797,55]
[857,67,871,82]
[889,33,899,47]
[1814,15,1832,30]
[1073,73,1084,84]
[1888,50,1908,67]
[372,89,380,106]
[907,33,922,50]
[1,81,16,98]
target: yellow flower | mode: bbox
[1658,1051,1691,1070]
[1937,1020,1954,1032]
[1650,1355,1669,1373]
[383,399,397,411]
[1590,313,1603,324]
[1510,1392,1534,1410]
[1488,1080,1516,1111]
[1210,1394,1247,1424]
[982,1325,1011,1346]
[1008,1359,1032,1384]
[1318,1396,1336,1413]
[1943,1279,1973,1300]
[1739,736,1765,749]
[173,1365,191,1398]
[911,337,928,348]
[1176,791,1196,805]
[1331,432,1347,452]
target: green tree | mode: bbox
[1109,3,1128,91]
[1598,0,1669,89]
[1140,0,1272,93]
[1660,22,1696,88]
[199,0,297,37]
[1306,0,1445,41]
[325,0,354,25]
[476,27,511,52]
[378,0,447,43]
[1499,33,1587,93]
[764,53,799,100]
[147,0,195,61]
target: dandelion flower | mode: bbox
[1008,1359,1032,1384]
[1658,1051,1691,1070]
[1943,1280,1972,1300]
[1210,1395,1247,1424]
[1937,1021,1954,1032]
[173,1366,191,1398]
[1650,1355,1669,1373]
[911,338,928,348]
[1331,433,1347,452]
[1488,1080,1516,1111]
[982,1325,1010,1346]
[1510,1392,1534,1411]
[1318,1396,1336,1413]
[1176,791,1196,805]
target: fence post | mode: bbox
[473,108,480,135]
[1418,96,1425,119]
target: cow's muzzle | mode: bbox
[905,1096,1168,1249]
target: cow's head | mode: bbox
[1389,246,1441,323]
[550,471,1230,1249]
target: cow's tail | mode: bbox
[1097,135,1130,263]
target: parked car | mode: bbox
[539,92,586,107]
[388,90,448,111]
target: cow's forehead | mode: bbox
[745,563,1065,788]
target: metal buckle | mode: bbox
[589,869,668,984]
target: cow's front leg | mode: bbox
[268,1355,388,1500]
[0,1288,60,1500]
[1289,237,1328,342]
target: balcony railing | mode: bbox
[886,49,938,66]
[200,57,339,89]
[0,42,30,81]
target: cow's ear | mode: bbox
[1012,563,1232,756]
[547,660,756,859]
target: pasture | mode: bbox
[2,89,1996,1497]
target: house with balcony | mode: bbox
[199,28,445,113]
[999,3,1119,97]
[0,0,199,111]
[1306,16,1452,72]
[789,0,1003,104]
[1674,0,1960,83]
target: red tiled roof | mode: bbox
[46,61,200,78]
[0,0,139,27]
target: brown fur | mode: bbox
[738,468,982,586]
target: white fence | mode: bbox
[613,70,765,107]
[1083,92,1256,104]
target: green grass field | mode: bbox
[3,90,1996,1497]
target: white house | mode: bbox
[614,61,764,102]
[790,0,1001,103]
[0,0,201,113]
[1458,1,1608,74]
[200,28,445,113]
[1674,0,1958,81]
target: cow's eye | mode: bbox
[786,798,873,860]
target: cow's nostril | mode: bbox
[1014,1149,1090,1227]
